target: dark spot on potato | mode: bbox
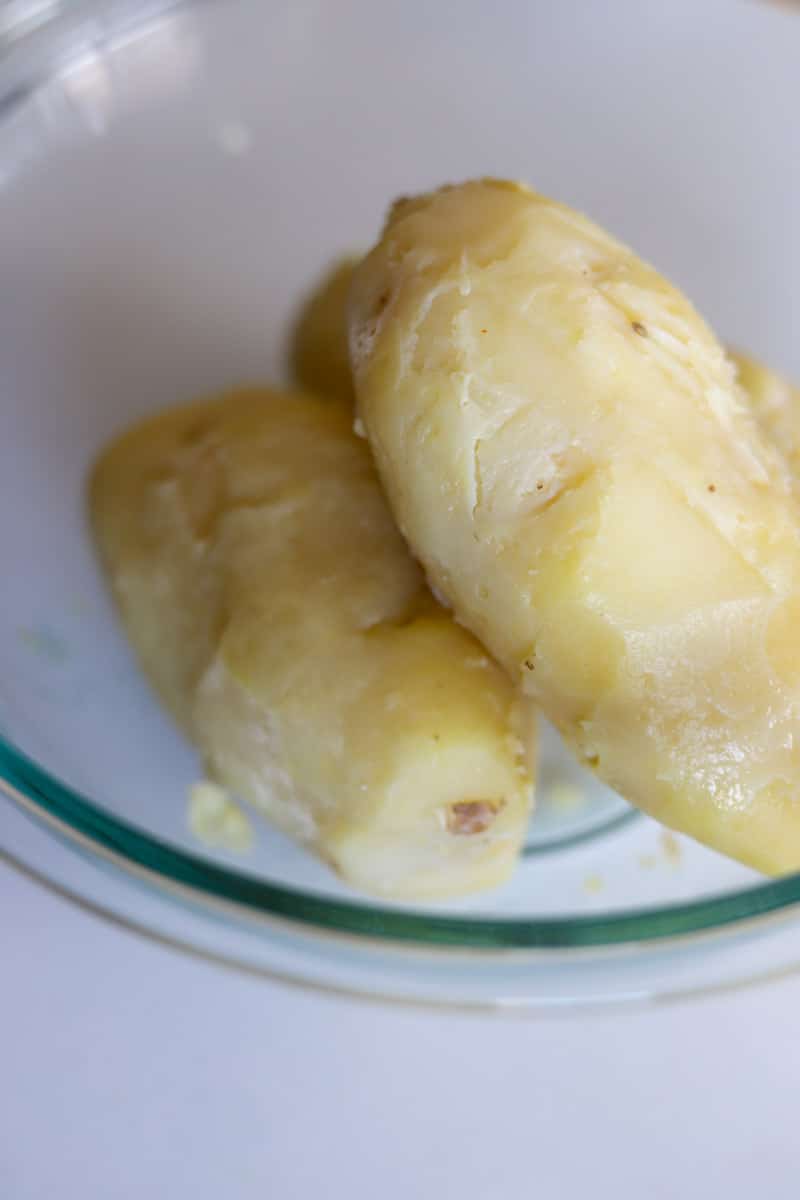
[708,484,716,493]
[447,800,500,836]
[181,420,215,447]
[631,321,648,337]
[524,659,535,671]
[146,465,173,485]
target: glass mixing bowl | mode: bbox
[3,0,800,1009]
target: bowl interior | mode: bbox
[1,0,798,944]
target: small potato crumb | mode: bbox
[545,780,586,812]
[188,780,253,853]
[660,830,682,865]
[583,873,604,894]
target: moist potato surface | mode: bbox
[351,179,800,873]
[91,387,533,898]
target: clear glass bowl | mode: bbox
[3,0,800,1009]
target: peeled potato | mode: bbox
[90,388,533,899]
[290,258,358,404]
[732,350,800,478]
[350,178,800,874]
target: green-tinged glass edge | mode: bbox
[4,731,800,950]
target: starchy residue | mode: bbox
[660,829,682,865]
[583,873,604,894]
[188,780,253,852]
[545,780,586,812]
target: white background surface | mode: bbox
[3,3,800,1195]
[3,853,800,1199]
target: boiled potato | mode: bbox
[290,258,358,404]
[732,350,800,478]
[289,259,800,830]
[90,388,533,899]
[350,178,800,874]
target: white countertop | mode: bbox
[2,2,800,1193]
[3,853,799,1199]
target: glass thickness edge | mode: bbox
[3,733,800,950]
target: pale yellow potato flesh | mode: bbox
[290,258,358,405]
[732,350,800,479]
[289,257,550,779]
[289,260,800,824]
[350,178,800,874]
[90,388,533,899]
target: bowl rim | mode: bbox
[3,0,800,956]
[5,731,800,952]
